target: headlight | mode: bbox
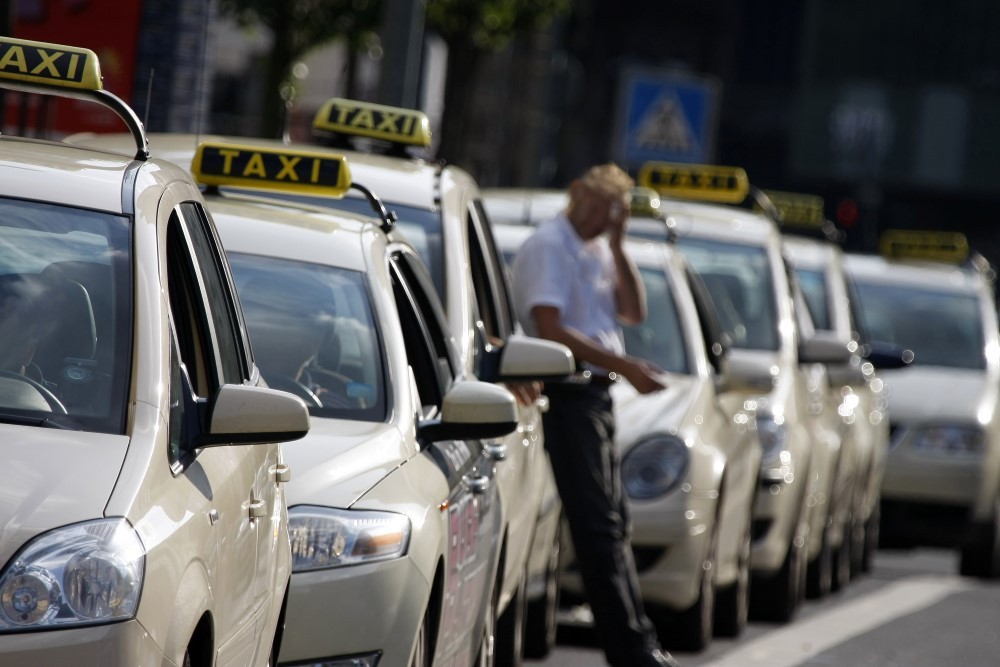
[622,434,689,500]
[757,416,787,462]
[289,506,411,572]
[0,518,145,631]
[911,425,986,456]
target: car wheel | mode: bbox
[960,506,1000,579]
[410,607,430,667]
[750,534,804,623]
[714,512,751,638]
[666,527,716,651]
[475,580,498,667]
[524,520,561,659]
[805,521,832,599]
[495,566,527,667]
[860,503,880,574]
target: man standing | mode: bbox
[511,164,679,667]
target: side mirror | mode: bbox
[863,340,914,370]
[799,330,853,365]
[725,348,779,393]
[418,380,518,443]
[200,384,311,446]
[480,335,575,382]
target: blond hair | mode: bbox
[577,163,634,200]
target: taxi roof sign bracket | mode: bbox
[351,182,397,233]
[0,37,150,160]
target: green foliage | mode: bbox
[426,0,570,50]
[218,0,381,54]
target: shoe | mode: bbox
[651,648,682,666]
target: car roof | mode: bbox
[0,136,142,213]
[482,188,567,226]
[843,252,988,294]
[633,199,778,246]
[782,234,841,268]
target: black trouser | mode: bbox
[543,382,662,667]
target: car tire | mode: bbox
[714,512,751,638]
[475,578,498,667]
[410,607,431,667]
[495,566,527,667]
[665,527,716,651]
[805,522,832,599]
[750,534,804,623]
[524,519,561,659]
[860,503,880,574]
[959,507,1000,579]
[830,524,852,592]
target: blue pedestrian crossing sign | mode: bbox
[614,68,720,168]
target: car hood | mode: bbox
[611,373,704,448]
[881,366,999,424]
[0,426,128,568]
[282,417,409,509]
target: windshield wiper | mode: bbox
[0,412,77,430]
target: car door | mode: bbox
[389,249,501,665]
[164,201,277,666]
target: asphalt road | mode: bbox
[528,547,1000,667]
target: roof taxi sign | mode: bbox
[0,37,102,91]
[630,186,664,219]
[880,229,970,264]
[192,143,352,197]
[638,161,749,204]
[313,98,432,148]
[762,190,826,228]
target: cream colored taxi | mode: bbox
[189,141,572,665]
[845,231,1000,578]
[635,163,853,622]
[493,216,761,651]
[0,39,311,665]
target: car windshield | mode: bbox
[0,198,132,433]
[851,281,985,370]
[623,267,689,374]
[795,267,831,331]
[228,253,386,421]
[245,192,446,297]
[677,237,779,351]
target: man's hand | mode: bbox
[621,357,666,395]
[506,381,543,406]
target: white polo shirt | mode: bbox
[511,212,624,365]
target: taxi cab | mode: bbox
[0,39,310,666]
[186,141,572,666]
[778,197,895,591]
[295,99,575,663]
[492,205,762,651]
[634,162,852,622]
[844,231,1000,578]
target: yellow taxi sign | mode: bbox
[762,190,825,228]
[192,143,352,197]
[879,229,969,263]
[312,98,432,148]
[630,186,663,219]
[637,162,750,204]
[0,37,102,91]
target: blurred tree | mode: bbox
[219,0,569,148]
[218,0,380,137]
[425,0,570,164]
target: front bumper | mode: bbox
[750,468,804,574]
[882,448,982,509]
[278,557,430,667]
[0,619,165,665]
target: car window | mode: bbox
[622,267,689,374]
[470,200,516,337]
[795,267,831,331]
[0,197,132,433]
[390,252,456,418]
[851,281,986,370]
[678,237,780,351]
[228,253,386,421]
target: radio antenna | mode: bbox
[143,68,154,130]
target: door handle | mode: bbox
[275,463,292,483]
[464,474,491,495]
[249,498,267,519]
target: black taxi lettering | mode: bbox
[324,103,418,138]
[0,40,87,83]
[200,147,343,187]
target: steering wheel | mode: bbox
[265,375,324,409]
[0,370,69,414]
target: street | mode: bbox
[531,548,1000,666]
